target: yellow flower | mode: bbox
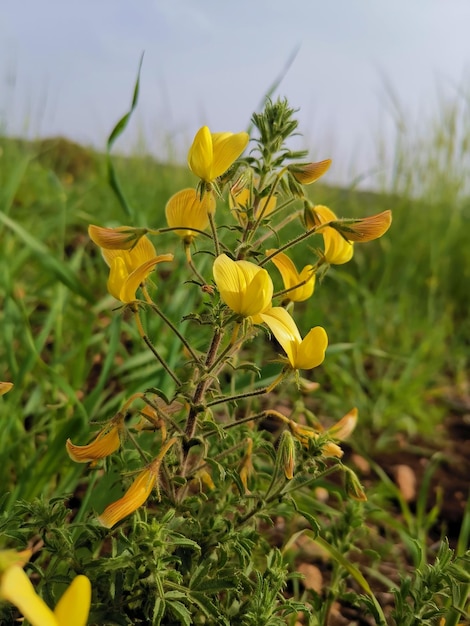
[260,307,328,370]
[266,250,315,303]
[97,466,158,529]
[305,204,354,265]
[0,565,91,626]
[66,413,124,463]
[188,126,249,183]
[99,235,173,303]
[288,159,332,184]
[88,224,147,250]
[165,188,216,242]
[229,182,277,225]
[0,382,13,396]
[212,254,273,320]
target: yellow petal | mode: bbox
[0,382,13,396]
[124,254,174,303]
[97,468,157,528]
[213,254,273,317]
[54,576,91,626]
[323,228,354,264]
[260,307,301,365]
[210,131,249,180]
[288,159,332,184]
[165,188,215,238]
[66,419,122,463]
[0,548,32,571]
[0,565,58,626]
[241,266,273,317]
[187,126,213,181]
[255,195,277,220]
[313,205,354,264]
[107,256,128,300]
[267,250,315,302]
[295,326,328,370]
[110,254,173,303]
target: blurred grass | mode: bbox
[0,91,469,504]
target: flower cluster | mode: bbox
[68,100,391,528]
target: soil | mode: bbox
[294,405,470,625]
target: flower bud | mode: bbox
[278,431,296,480]
[344,467,367,502]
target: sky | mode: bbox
[1,0,470,187]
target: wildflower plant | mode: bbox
[1,97,394,624]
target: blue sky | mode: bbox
[1,0,469,186]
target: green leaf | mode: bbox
[0,210,93,302]
[167,600,192,626]
[106,53,144,219]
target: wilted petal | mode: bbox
[330,210,392,242]
[66,417,123,463]
[88,224,143,250]
[97,467,158,528]
[0,382,13,396]
[54,575,91,626]
[289,159,332,184]
[327,408,358,440]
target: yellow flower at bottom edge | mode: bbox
[0,566,91,626]
[266,250,315,303]
[99,235,173,303]
[165,188,216,242]
[212,254,273,320]
[260,307,328,370]
[305,204,354,265]
[188,125,249,183]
